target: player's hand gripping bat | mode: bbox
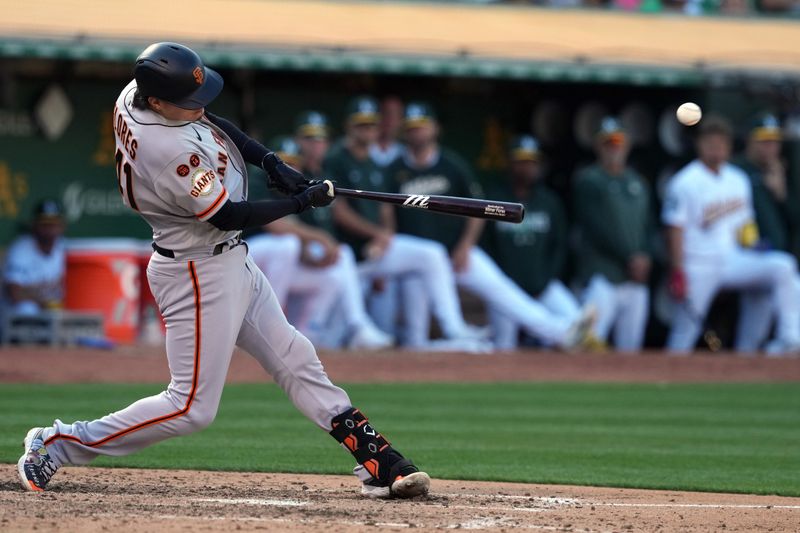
[332,186,525,223]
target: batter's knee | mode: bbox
[173,405,218,435]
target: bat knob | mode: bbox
[323,179,335,197]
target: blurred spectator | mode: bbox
[370,95,405,168]
[385,102,595,350]
[734,114,800,255]
[294,110,330,178]
[757,0,800,14]
[662,116,800,354]
[485,135,585,349]
[290,111,340,267]
[683,0,753,14]
[329,96,485,350]
[573,117,652,352]
[2,200,66,317]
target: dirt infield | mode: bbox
[1,346,799,384]
[2,467,800,532]
[3,347,799,531]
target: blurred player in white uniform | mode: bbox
[2,200,66,317]
[663,116,800,354]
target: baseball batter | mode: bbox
[663,116,800,354]
[18,42,429,499]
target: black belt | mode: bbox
[152,238,240,259]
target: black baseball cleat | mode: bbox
[17,428,59,492]
[355,460,431,499]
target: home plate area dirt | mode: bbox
[2,468,799,532]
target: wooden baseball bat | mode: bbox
[333,187,525,223]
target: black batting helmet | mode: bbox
[133,42,223,110]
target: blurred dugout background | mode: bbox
[2,0,800,347]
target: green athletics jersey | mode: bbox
[486,183,568,296]
[385,148,482,251]
[733,156,800,254]
[322,140,387,256]
[573,164,652,285]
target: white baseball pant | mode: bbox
[582,274,649,352]
[667,249,800,353]
[491,279,581,350]
[401,246,573,348]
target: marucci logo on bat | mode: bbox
[403,195,430,209]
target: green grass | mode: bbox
[2,382,799,496]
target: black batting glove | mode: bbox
[262,152,309,195]
[294,180,335,212]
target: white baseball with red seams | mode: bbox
[677,102,702,126]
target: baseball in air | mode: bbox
[676,102,702,126]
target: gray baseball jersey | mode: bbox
[113,80,245,254]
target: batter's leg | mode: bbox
[612,282,649,352]
[40,246,252,468]
[236,254,351,428]
[236,257,429,498]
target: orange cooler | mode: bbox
[65,239,143,344]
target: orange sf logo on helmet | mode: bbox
[192,66,204,85]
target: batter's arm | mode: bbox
[204,112,269,165]
[208,182,334,231]
[204,112,308,194]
